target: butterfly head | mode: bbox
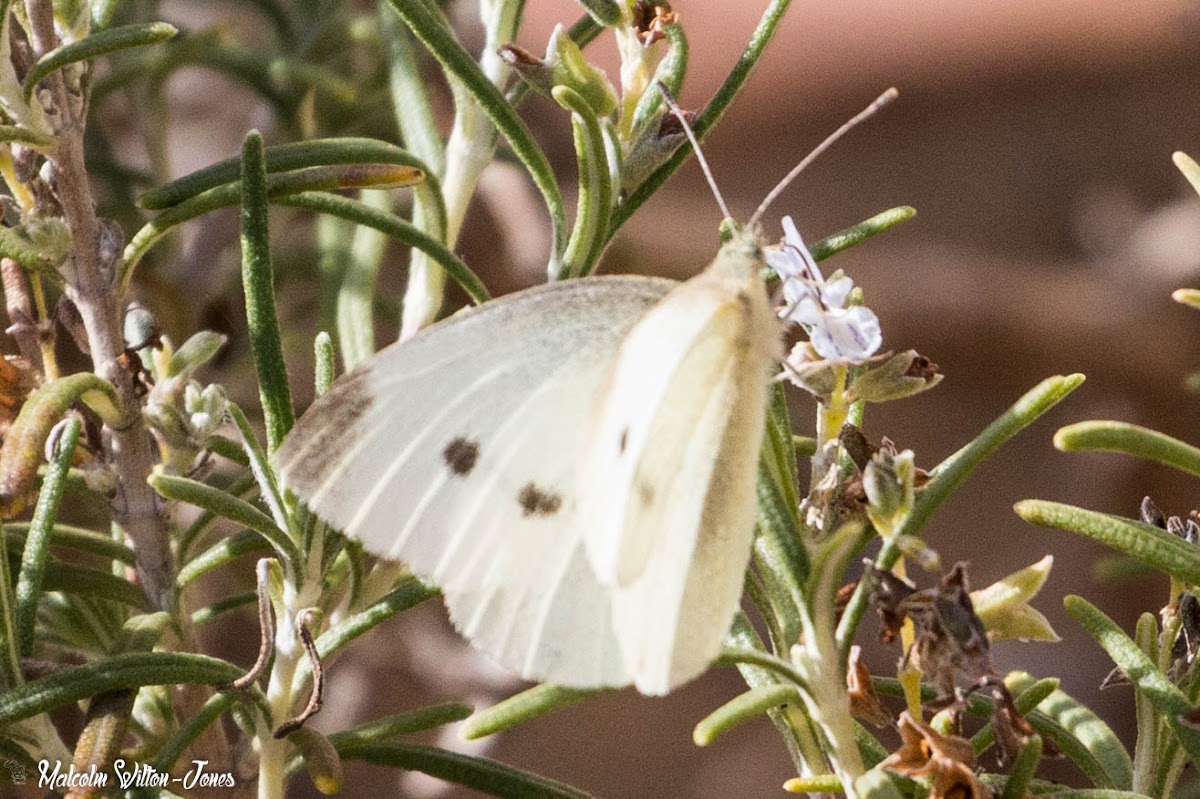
[708,219,768,281]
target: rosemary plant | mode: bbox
[0,1,1192,799]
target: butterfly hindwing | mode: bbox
[276,276,675,688]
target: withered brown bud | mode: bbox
[1172,591,1200,668]
[839,423,875,471]
[867,562,916,645]
[0,355,37,438]
[871,562,997,708]
[498,43,543,68]
[1180,704,1200,729]
[835,580,859,617]
[905,353,940,381]
[657,108,695,138]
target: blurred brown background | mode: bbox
[154,0,1200,795]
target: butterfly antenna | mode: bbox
[749,87,899,229]
[656,81,733,222]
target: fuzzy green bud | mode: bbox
[850,350,942,404]
[167,331,227,378]
[864,448,915,526]
[501,26,617,117]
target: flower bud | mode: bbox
[167,330,228,378]
[22,217,72,270]
[549,26,617,116]
[498,44,555,98]
[895,534,941,572]
[123,305,159,352]
[620,110,688,192]
[849,350,942,403]
[185,381,228,441]
[781,342,841,401]
[288,727,344,794]
[863,447,915,524]
[501,26,617,117]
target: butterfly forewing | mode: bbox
[276,276,675,688]
[579,233,781,694]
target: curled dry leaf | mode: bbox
[847,645,892,728]
[0,354,37,437]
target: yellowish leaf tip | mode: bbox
[1172,288,1200,309]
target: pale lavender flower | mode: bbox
[767,216,882,362]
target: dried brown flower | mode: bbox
[870,562,991,704]
[631,2,678,46]
[881,712,988,799]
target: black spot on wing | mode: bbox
[618,428,628,454]
[637,480,655,508]
[518,483,562,517]
[443,437,480,476]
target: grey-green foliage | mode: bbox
[0,0,1179,797]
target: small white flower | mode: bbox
[767,216,882,362]
[185,381,228,441]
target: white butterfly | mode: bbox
[275,90,896,695]
[275,230,778,695]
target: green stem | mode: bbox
[1000,735,1044,799]
[380,2,444,174]
[240,130,295,454]
[23,22,177,100]
[1132,613,1158,795]
[0,519,21,690]
[608,0,792,238]
[693,683,803,746]
[462,684,602,740]
[337,189,391,369]
[554,85,612,278]
[1054,421,1200,477]
[314,332,336,397]
[340,743,597,799]
[139,137,442,223]
[14,417,80,658]
[277,192,488,305]
[383,0,565,279]
[1015,501,1200,587]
